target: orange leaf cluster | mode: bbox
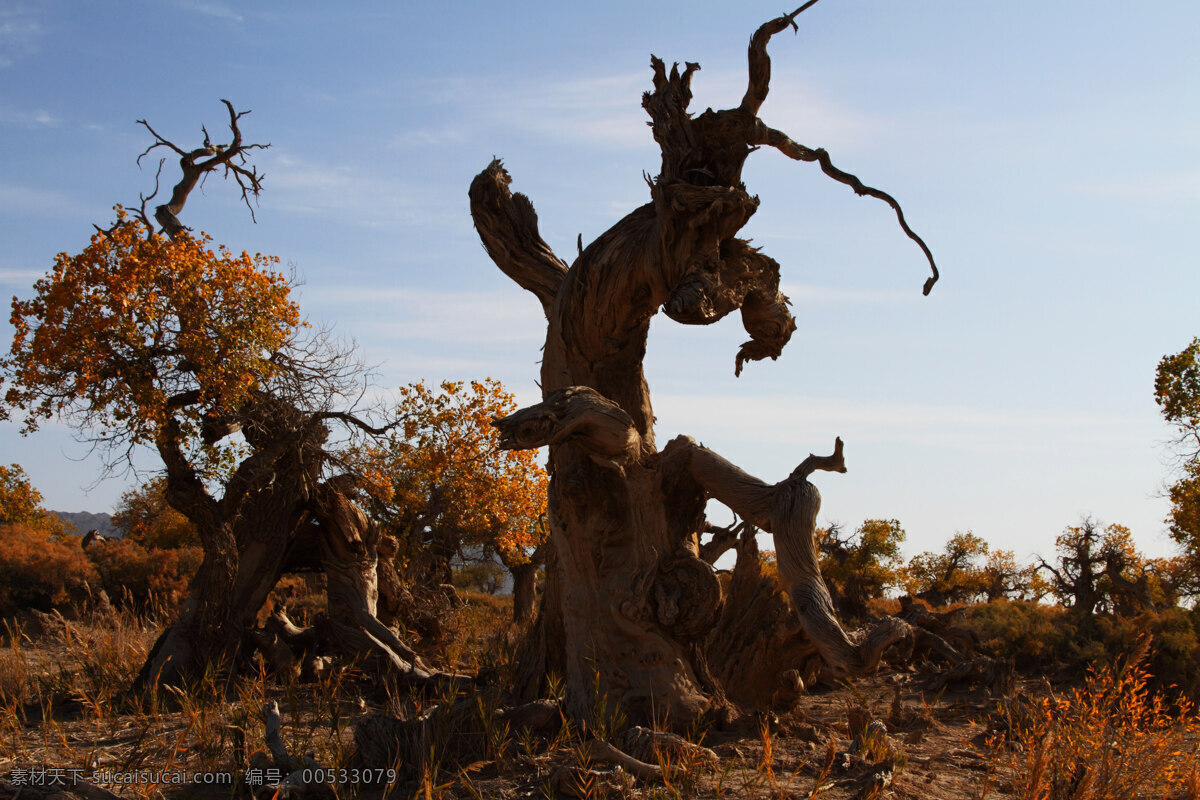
[2,211,300,450]
[0,522,97,614]
[0,463,70,538]
[356,379,548,565]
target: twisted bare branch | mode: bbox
[136,99,269,238]
[756,126,939,295]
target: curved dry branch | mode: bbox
[756,126,939,294]
[312,409,402,437]
[136,99,269,238]
[678,435,909,677]
[469,159,570,317]
[741,2,823,114]
[790,435,846,479]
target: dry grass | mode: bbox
[978,637,1200,800]
[0,603,370,798]
[12,590,1188,799]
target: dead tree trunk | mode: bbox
[309,478,457,686]
[475,8,935,725]
[506,553,542,625]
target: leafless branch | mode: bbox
[756,127,940,294]
[790,436,847,480]
[741,1,823,115]
[135,99,270,237]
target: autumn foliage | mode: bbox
[981,640,1200,800]
[816,519,906,619]
[112,477,199,549]
[0,463,70,538]
[0,522,97,614]
[86,539,202,611]
[1156,337,1200,597]
[1,211,300,456]
[355,379,548,581]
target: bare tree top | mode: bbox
[134,99,269,238]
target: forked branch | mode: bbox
[677,434,909,676]
[136,99,269,238]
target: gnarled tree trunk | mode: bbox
[309,479,467,687]
[475,8,935,725]
[134,397,323,692]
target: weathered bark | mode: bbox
[495,389,715,722]
[476,7,935,725]
[707,525,819,711]
[509,558,540,625]
[496,391,908,720]
[308,480,474,690]
[310,479,436,680]
[134,397,323,692]
[374,531,407,627]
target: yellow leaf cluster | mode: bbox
[1,211,301,450]
[0,463,69,538]
[355,379,548,564]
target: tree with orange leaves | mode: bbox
[354,379,549,623]
[0,103,439,691]
[0,463,70,538]
[3,212,299,461]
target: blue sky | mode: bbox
[1,1,1197,564]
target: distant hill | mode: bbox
[51,511,120,538]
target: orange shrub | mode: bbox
[0,522,97,613]
[85,538,201,611]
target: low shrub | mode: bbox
[1095,607,1200,697]
[965,598,1077,668]
[85,539,201,612]
[0,522,97,613]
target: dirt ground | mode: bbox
[1,626,1018,800]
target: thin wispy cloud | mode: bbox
[265,152,458,229]
[0,181,96,221]
[1069,171,1200,204]
[311,286,545,346]
[386,126,468,150]
[489,65,881,155]
[0,268,44,285]
[479,70,655,150]
[781,282,919,306]
[0,7,42,68]
[654,392,1148,453]
[170,1,242,23]
[0,106,58,128]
